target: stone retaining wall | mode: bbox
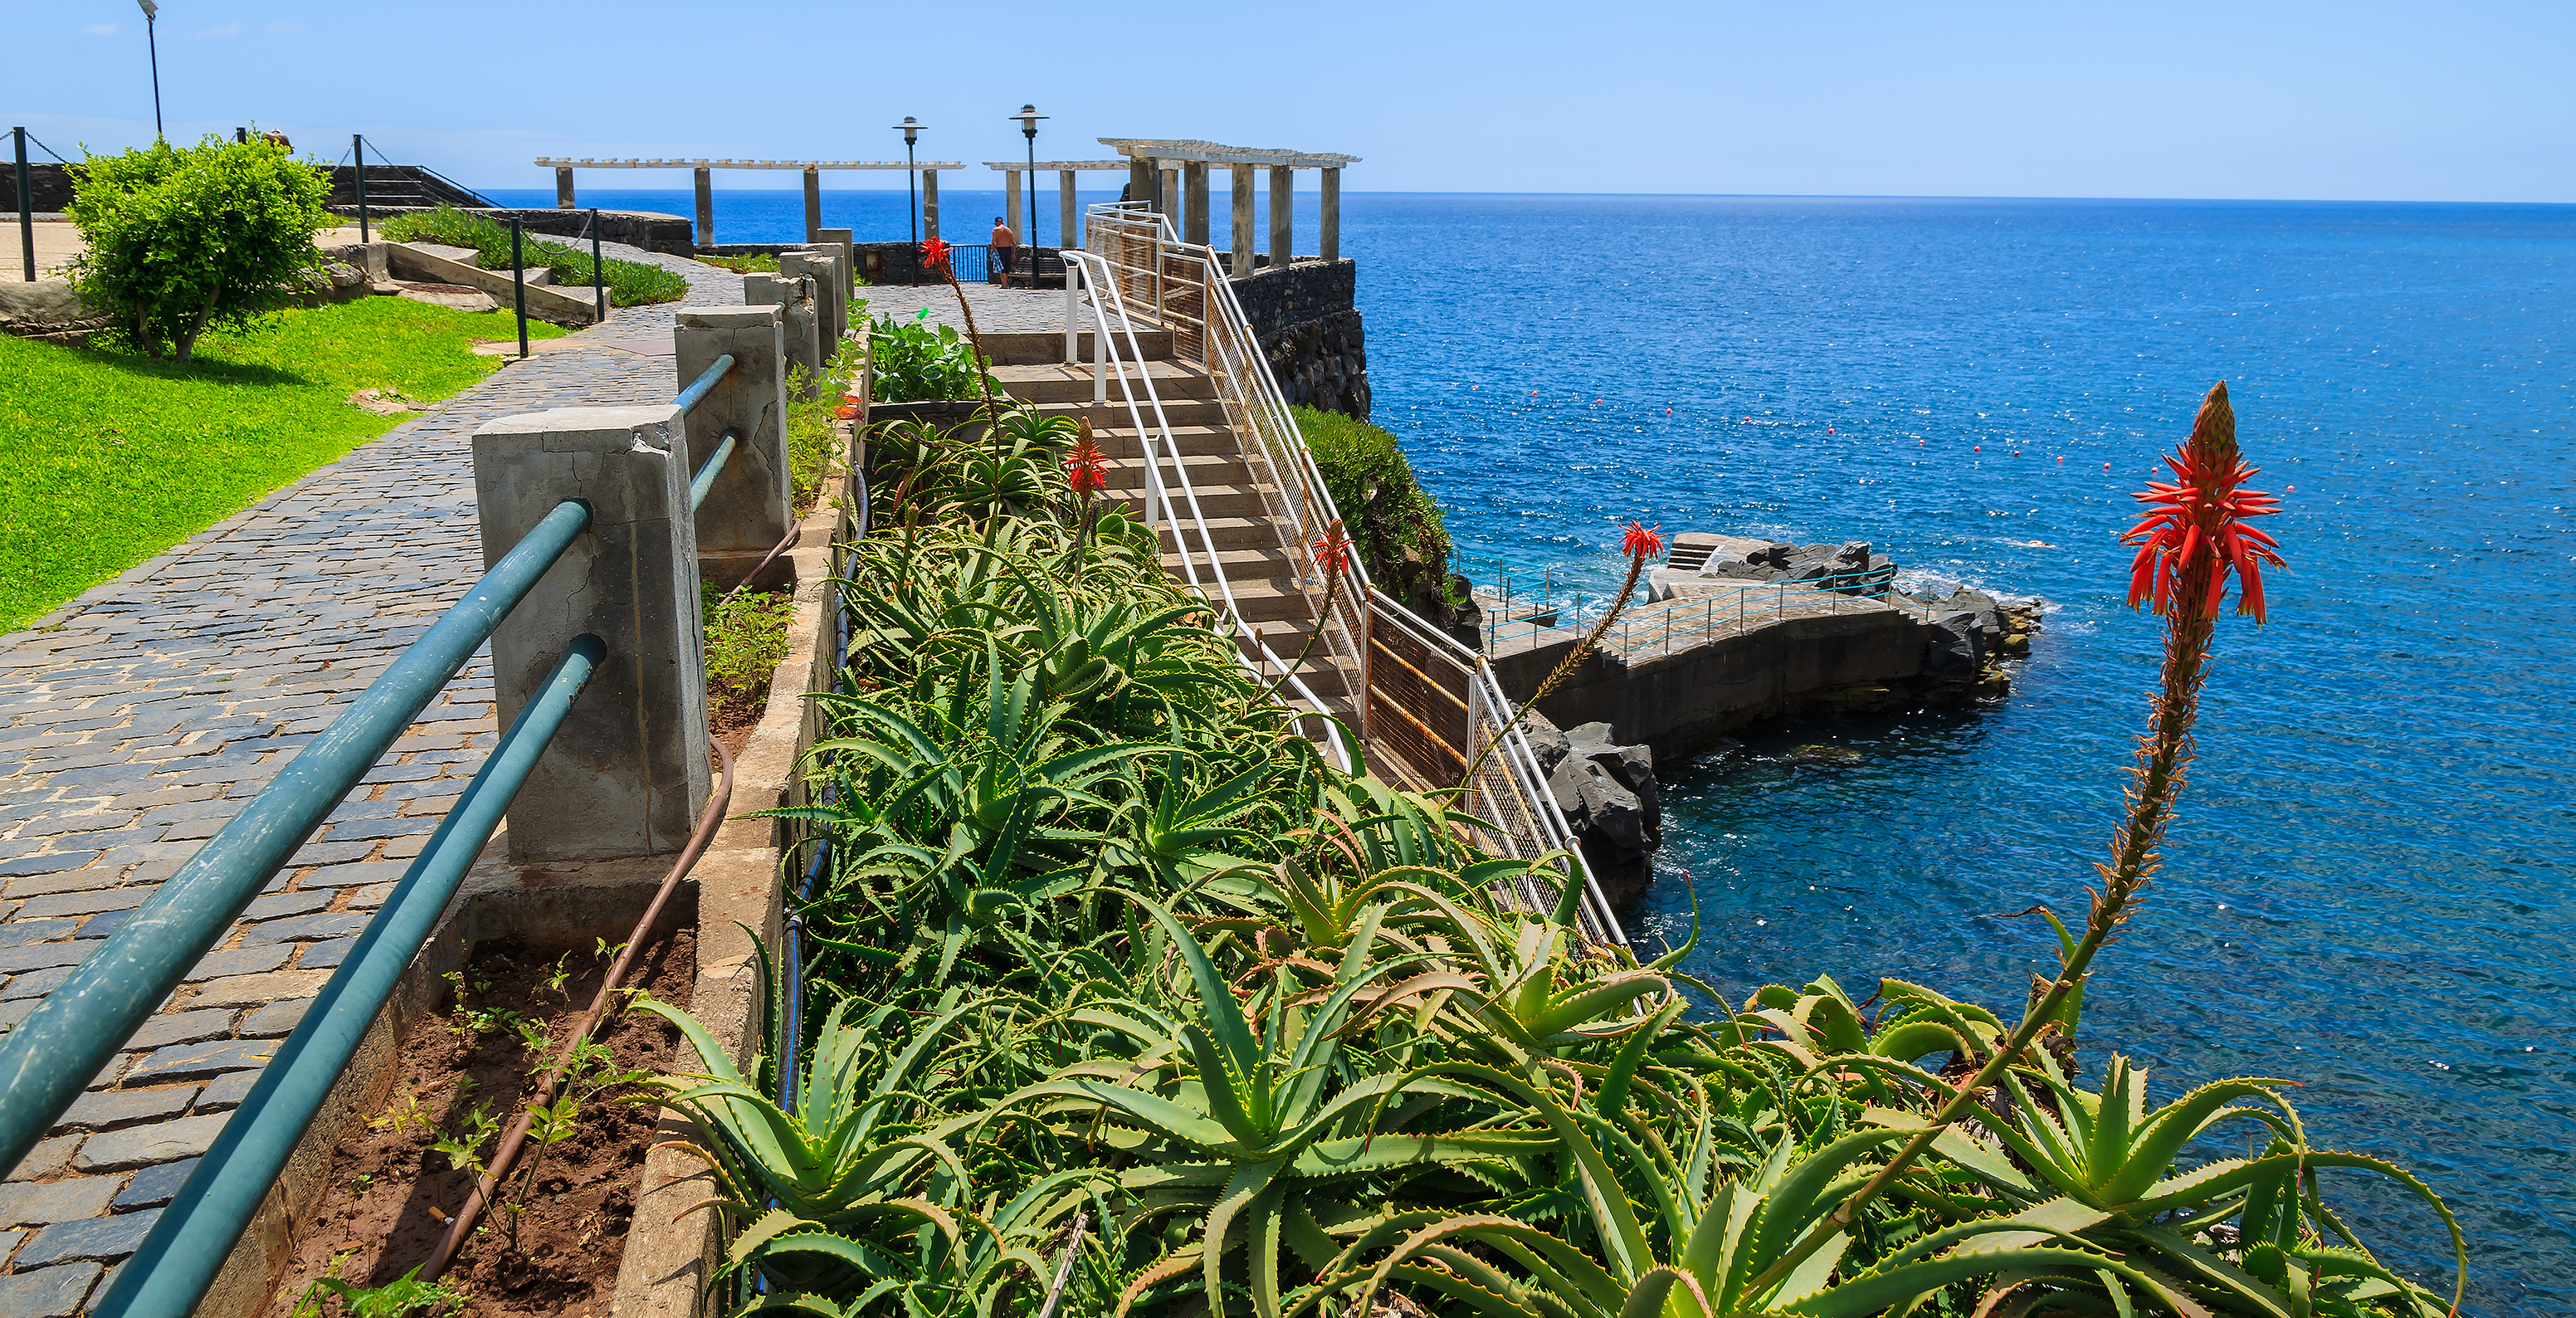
[1226,258,1369,420]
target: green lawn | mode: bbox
[0,299,567,631]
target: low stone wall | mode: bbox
[1227,258,1368,420]
[329,207,695,256]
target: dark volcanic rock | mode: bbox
[1544,722,1662,906]
[1923,611,1985,678]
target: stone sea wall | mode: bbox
[1227,258,1369,421]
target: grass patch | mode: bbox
[1293,404,1454,602]
[0,297,568,630]
[381,206,689,306]
[697,252,779,274]
[704,585,793,725]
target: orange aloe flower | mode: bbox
[1313,520,1354,579]
[1621,520,1666,561]
[1066,432,1109,497]
[920,237,953,272]
[2122,383,2284,622]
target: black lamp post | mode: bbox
[1010,104,1046,255]
[137,0,163,142]
[893,116,925,246]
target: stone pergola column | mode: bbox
[1128,158,1154,212]
[1162,167,1180,226]
[1320,167,1340,261]
[555,167,575,209]
[1183,163,1210,247]
[1005,169,1022,237]
[1269,165,1293,267]
[694,167,715,247]
[1061,170,1079,248]
[922,168,940,239]
[802,166,822,241]
[1231,165,1256,276]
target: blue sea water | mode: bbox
[493,187,2574,1313]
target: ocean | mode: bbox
[491,187,2575,1312]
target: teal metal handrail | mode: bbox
[0,497,592,1177]
[93,634,607,1318]
[691,432,736,511]
[674,353,736,413]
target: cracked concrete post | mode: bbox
[471,406,710,862]
[673,305,792,591]
[744,273,822,401]
[778,250,843,351]
[816,227,854,306]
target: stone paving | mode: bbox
[0,242,741,1315]
[861,281,1075,334]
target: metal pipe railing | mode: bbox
[690,431,738,511]
[91,634,607,1318]
[0,499,594,1175]
[674,353,737,413]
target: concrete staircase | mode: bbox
[990,354,1359,720]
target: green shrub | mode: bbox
[696,251,779,274]
[784,336,865,515]
[66,134,334,363]
[867,309,993,403]
[1294,404,1454,605]
[378,206,687,306]
[703,586,793,707]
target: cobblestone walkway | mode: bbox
[0,243,740,1313]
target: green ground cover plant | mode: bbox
[869,309,997,403]
[1294,404,1454,608]
[380,206,688,306]
[635,383,2463,1318]
[66,133,334,363]
[788,338,867,515]
[700,252,782,274]
[705,585,796,720]
[0,298,566,630]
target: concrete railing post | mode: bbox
[778,250,843,348]
[1183,163,1210,247]
[471,406,710,862]
[1269,165,1293,267]
[744,273,822,399]
[674,305,793,589]
[1231,165,1256,276]
[817,227,854,305]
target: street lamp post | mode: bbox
[137,0,163,141]
[1011,105,1047,274]
[893,117,925,247]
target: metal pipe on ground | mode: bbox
[421,736,737,1280]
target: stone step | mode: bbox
[1105,485,1277,520]
[1151,516,1276,552]
[975,329,1175,364]
[1090,424,1242,460]
[1036,398,1233,432]
[1094,450,1252,490]
[994,359,1217,403]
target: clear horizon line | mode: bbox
[476,184,2576,207]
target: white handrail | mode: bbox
[1077,203,1625,945]
[1059,250,1355,772]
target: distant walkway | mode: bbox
[861,281,1070,334]
[0,242,735,1311]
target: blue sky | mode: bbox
[11,0,2573,202]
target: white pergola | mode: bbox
[981,159,1128,251]
[1098,139,1360,273]
[534,157,965,245]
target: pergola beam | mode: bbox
[534,158,963,170]
[1097,139,1359,169]
[982,159,1129,172]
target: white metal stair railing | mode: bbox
[1079,203,1627,947]
[1055,247,1356,774]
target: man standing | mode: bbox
[990,215,1017,288]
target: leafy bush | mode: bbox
[784,337,866,515]
[1295,404,1455,606]
[703,586,793,712]
[868,309,995,403]
[66,133,333,362]
[378,205,687,306]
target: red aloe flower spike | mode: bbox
[1621,521,1666,561]
[2120,383,2285,622]
[1312,520,1354,579]
[1066,429,1109,498]
[920,237,952,272]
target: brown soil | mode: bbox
[269,932,697,1318]
[709,680,771,762]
